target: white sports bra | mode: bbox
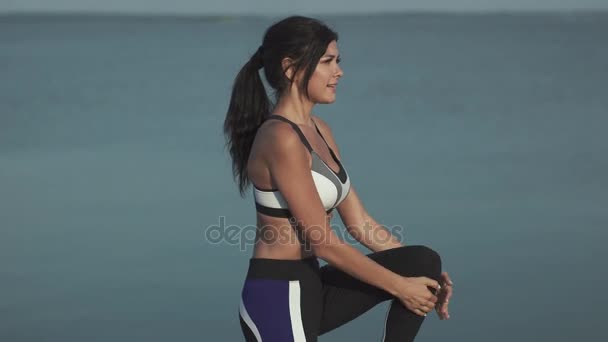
[253,115,351,218]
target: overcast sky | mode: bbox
[1,0,607,14]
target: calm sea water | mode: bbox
[1,13,607,341]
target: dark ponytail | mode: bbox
[223,16,339,197]
[223,46,270,197]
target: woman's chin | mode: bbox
[311,92,337,104]
[319,95,337,104]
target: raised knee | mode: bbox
[410,245,442,280]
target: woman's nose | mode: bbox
[335,65,343,78]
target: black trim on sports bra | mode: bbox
[311,118,348,183]
[255,202,334,219]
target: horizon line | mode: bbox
[1,8,607,18]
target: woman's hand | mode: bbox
[395,276,441,317]
[435,271,454,320]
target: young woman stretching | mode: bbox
[223,15,454,342]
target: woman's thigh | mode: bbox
[239,257,323,342]
[318,245,442,335]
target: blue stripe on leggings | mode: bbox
[241,279,295,342]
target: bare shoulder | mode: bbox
[312,114,342,157]
[256,119,310,165]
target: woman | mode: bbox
[223,15,454,342]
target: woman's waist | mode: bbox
[246,255,321,281]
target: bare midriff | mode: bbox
[251,211,332,260]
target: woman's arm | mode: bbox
[264,121,406,297]
[312,116,403,252]
[336,187,404,252]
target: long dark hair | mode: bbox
[223,16,339,196]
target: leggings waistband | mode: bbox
[246,256,321,280]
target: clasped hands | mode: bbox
[434,271,453,320]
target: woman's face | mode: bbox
[306,40,343,104]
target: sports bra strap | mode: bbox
[265,114,313,152]
[311,118,330,149]
[311,117,340,159]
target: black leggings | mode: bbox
[238,245,442,342]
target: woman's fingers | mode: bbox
[433,282,452,320]
[408,276,451,318]
[441,304,450,320]
[414,308,426,317]
[444,283,453,302]
[411,300,434,316]
[420,277,441,292]
[442,278,453,319]
[435,303,448,320]
[441,271,454,286]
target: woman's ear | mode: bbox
[281,57,295,81]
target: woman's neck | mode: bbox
[273,95,315,127]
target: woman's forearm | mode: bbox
[314,239,403,296]
[347,216,404,252]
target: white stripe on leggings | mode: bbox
[239,298,262,342]
[288,280,307,342]
[381,301,391,342]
